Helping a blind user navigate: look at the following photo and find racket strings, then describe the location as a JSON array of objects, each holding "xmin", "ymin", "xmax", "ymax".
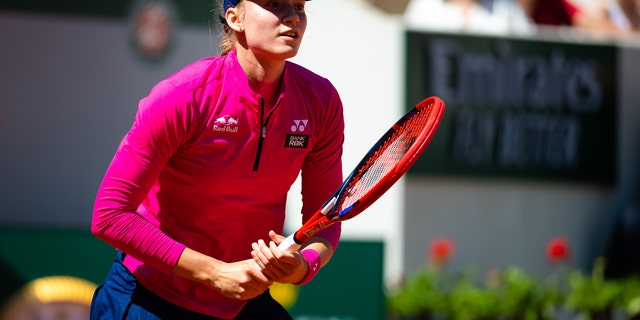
[{"xmin": 337, "ymin": 105, "xmax": 435, "ymax": 212}]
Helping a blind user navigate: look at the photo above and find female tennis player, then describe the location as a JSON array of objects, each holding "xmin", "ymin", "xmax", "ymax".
[{"xmin": 90, "ymin": 0, "xmax": 344, "ymax": 318}]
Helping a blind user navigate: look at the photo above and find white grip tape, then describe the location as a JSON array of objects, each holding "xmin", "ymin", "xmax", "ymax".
[
  {"xmin": 277, "ymin": 234, "xmax": 301, "ymax": 253},
  {"xmin": 256, "ymin": 234, "xmax": 301, "ymax": 270}
]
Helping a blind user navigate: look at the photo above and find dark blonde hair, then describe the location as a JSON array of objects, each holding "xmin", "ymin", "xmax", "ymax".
[{"xmin": 217, "ymin": 0, "xmax": 244, "ymax": 55}]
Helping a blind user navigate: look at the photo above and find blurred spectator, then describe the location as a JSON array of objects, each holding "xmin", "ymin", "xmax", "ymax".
[
  {"xmin": 518, "ymin": 0, "xmax": 624, "ymax": 33},
  {"xmin": 404, "ymin": 0, "xmax": 634, "ymax": 37},
  {"xmin": 404, "ymin": 0, "xmax": 535, "ymax": 34},
  {"xmin": 518, "ymin": 0, "xmax": 577, "ymax": 26},
  {"xmin": 600, "ymin": 0, "xmax": 640, "ymax": 32},
  {"xmin": 490, "ymin": 0, "xmax": 538, "ymax": 33}
]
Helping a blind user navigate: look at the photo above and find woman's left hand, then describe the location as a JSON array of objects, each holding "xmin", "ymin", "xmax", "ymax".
[{"xmin": 251, "ymin": 230, "xmax": 308, "ymax": 284}]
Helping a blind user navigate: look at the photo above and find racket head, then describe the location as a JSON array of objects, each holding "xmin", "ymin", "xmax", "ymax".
[
  {"xmin": 291, "ymin": 96, "xmax": 445, "ymax": 245},
  {"xmin": 328, "ymin": 96, "xmax": 445, "ymax": 221}
]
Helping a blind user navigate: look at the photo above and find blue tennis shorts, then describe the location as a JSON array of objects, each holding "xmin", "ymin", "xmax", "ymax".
[{"xmin": 90, "ymin": 251, "xmax": 293, "ymax": 320}]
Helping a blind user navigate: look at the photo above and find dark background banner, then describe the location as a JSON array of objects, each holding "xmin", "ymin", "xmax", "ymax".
[{"xmin": 406, "ymin": 31, "xmax": 618, "ymax": 185}]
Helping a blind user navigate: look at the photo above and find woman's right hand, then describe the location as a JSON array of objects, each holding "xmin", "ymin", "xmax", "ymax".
[
  {"xmin": 173, "ymin": 247, "xmax": 272, "ymax": 300},
  {"xmin": 212, "ymin": 258, "xmax": 273, "ymax": 300}
]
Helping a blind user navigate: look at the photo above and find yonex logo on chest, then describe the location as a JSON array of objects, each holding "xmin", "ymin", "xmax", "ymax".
[{"xmin": 291, "ymin": 120, "xmax": 308, "ymax": 132}]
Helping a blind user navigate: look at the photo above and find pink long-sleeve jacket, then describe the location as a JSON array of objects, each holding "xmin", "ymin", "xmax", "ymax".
[{"xmin": 92, "ymin": 50, "xmax": 344, "ymax": 318}]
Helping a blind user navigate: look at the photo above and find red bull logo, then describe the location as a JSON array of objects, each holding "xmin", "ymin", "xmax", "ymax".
[{"xmin": 213, "ymin": 115, "xmax": 239, "ymax": 133}]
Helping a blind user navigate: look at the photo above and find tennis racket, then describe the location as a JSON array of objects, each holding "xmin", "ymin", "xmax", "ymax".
[{"xmin": 278, "ymin": 96, "xmax": 446, "ymax": 252}]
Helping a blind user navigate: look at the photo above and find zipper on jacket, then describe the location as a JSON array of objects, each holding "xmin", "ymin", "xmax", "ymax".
[
  {"xmin": 252, "ymin": 97, "xmax": 282, "ymax": 171},
  {"xmin": 253, "ymin": 98, "xmax": 267, "ymax": 171}
]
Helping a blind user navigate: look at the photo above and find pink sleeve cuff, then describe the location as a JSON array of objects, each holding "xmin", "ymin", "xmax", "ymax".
[{"xmin": 293, "ymin": 249, "xmax": 321, "ymax": 286}]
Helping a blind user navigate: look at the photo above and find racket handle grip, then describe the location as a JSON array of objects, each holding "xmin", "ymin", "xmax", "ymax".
[{"xmin": 278, "ymin": 234, "xmax": 301, "ymax": 253}]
